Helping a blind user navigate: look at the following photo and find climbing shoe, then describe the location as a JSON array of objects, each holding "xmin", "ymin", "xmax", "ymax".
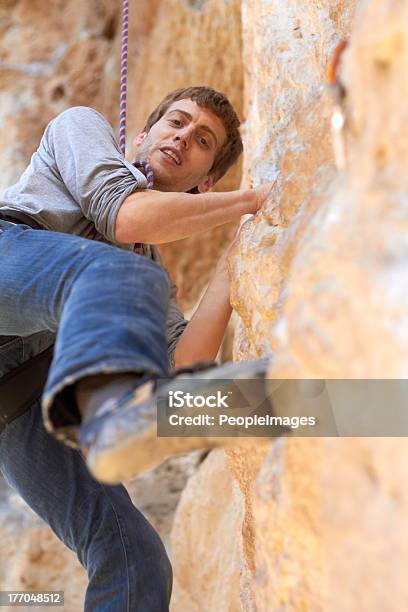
[{"xmin": 79, "ymin": 358, "xmax": 274, "ymax": 484}]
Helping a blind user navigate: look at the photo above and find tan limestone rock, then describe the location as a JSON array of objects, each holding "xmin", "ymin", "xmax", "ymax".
[
  {"xmin": 0, "ymin": 480, "xmax": 87, "ymax": 609},
  {"xmin": 280, "ymin": 0, "xmax": 408, "ymax": 376},
  {"xmin": 170, "ymin": 1, "xmax": 408, "ymax": 611},
  {"xmin": 172, "ymin": 437, "xmax": 408, "ymax": 611},
  {"xmin": 253, "ymin": 437, "xmax": 408, "ymax": 611},
  {"xmin": 170, "ymin": 446, "xmax": 270, "ymax": 612},
  {"xmin": 126, "ymin": 451, "xmax": 208, "ymax": 549},
  {"xmin": 231, "ymin": 0, "xmax": 357, "ymax": 366},
  {"xmin": 0, "ymin": 0, "xmax": 118, "ymax": 192}
]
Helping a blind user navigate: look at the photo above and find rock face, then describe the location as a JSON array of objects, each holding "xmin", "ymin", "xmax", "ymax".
[
  {"xmin": 278, "ymin": 0, "xmax": 408, "ymax": 377},
  {"xmin": 170, "ymin": 447, "xmax": 271, "ymax": 611},
  {"xmin": 231, "ymin": 0, "xmax": 357, "ymax": 366},
  {"xmin": 0, "ymin": 476, "xmax": 88, "ymax": 609},
  {"xmin": 231, "ymin": 0, "xmax": 407, "ymax": 377},
  {"xmin": 170, "ymin": 0, "xmax": 408, "ymax": 610},
  {"xmin": 0, "ymin": 0, "xmax": 118, "ymax": 191},
  {"xmin": 1, "ymin": 0, "xmax": 408, "ymax": 610},
  {"xmin": 172, "ymin": 439, "xmax": 408, "ymax": 611},
  {"xmin": 251, "ymin": 437, "xmax": 408, "ymax": 611}
]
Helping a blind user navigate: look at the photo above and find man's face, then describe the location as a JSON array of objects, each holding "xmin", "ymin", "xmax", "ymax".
[{"xmin": 133, "ymin": 98, "xmax": 227, "ymax": 193}]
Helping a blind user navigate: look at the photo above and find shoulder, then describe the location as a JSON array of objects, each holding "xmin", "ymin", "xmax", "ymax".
[
  {"xmin": 43, "ymin": 106, "xmax": 117, "ymax": 149},
  {"xmin": 48, "ymin": 106, "xmax": 115, "ymax": 135},
  {"xmin": 58, "ymin": 106, "xmax": 109, "ymax": 122}
]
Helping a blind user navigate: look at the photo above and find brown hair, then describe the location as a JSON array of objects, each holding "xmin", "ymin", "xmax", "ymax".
[{"xmin": 143, "ymin": 86, "xmax": 243, "ymax": 184}]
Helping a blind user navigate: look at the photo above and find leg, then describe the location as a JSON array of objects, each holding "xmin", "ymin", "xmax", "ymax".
[
  {"xmin": 0, "ymin": 222, "xmax": 170, "ymax": 433},
  {"xmin": 0, "ymin": 400, "xmax": 172, "ymax": 611}
]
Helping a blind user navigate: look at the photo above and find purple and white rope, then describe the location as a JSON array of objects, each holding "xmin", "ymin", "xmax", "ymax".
[
  {"xmin": 117, "ymin": 1, "xmax": 153, "ymax": 255},
  {"xmin": 119, "ymin": 1, "xmax": 154, "ymax": 191},
  {"xmin": 119, "ymin": 0, "xmax": 129, "ymax": 156},
  {"xmin": 88, "ymin": 3, "xmax": 154, "ymax": 251},
  {"xmin": 133, "ymin": 160, "xmax": 154, "ymax": 189}
]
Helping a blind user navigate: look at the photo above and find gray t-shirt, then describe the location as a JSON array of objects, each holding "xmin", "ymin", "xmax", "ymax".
[{"xmin": 0, "ymin": 106, "xmax": 187, "ymax": 367}]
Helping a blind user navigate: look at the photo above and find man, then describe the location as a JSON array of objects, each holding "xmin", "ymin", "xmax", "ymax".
[{"xmin": 0, "ymin": 86, "xmax": 272, "ymax": 610}]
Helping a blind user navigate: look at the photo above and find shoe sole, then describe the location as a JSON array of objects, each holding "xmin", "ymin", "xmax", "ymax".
[{"xmin": 85, "ymin": 358, "xmax": 274, "ymax": 483}]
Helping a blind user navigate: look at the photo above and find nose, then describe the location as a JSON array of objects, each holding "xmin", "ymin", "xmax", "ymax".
[{"xmin": 174, "ymin": 125, "xmax": 193, "ymax": 149}]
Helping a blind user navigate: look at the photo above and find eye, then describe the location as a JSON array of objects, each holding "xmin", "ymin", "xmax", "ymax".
[
  {"xmin": 199, "ymin": 135, "xmax": 209, "ymax": 148},
  {"xmin": 170, "ymin": 119, "xmax": 182, "ymax": 126}
]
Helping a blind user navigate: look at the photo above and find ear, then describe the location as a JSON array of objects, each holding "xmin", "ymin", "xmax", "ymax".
[
  {"xmin": 196, "ymin": 174, "xmax": 216, "ymax": 193},
  {"xmin": 133, "ymin": 131, "xmax": 148, "ymax": 147}
]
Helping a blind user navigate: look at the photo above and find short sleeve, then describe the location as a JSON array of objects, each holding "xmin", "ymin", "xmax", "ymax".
[{"xmin": 39, "ymin": 106, "xmax": 147, "ymax": 243}]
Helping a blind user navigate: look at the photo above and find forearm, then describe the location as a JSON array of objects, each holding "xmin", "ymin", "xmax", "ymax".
[
  {"xmin": 115, "ymin": 189, "xmax": 255, "ymax": 244},
  {"xmin": 173, "ymin": 267, "xmax": 232, "ymax": 367}
]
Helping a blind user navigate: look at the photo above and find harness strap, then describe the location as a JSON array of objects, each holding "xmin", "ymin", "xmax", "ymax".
[{"xmin": 0, "ymin": 346, "xmax": 53, "ymax": 432}]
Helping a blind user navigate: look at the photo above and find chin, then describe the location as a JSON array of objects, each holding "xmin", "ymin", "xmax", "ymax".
[{"xmin": 150, "ymin": 166, "xmax": 171, "ymax": 185}]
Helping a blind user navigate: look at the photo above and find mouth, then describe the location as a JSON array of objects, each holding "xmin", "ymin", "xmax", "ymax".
[{"xmin": 159, "ymin": 147, "xmax": 182, "ymax": 166}]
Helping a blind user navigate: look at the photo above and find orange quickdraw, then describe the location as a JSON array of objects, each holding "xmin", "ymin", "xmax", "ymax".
[
  {"xmin": 327, "ymin": 40, "xmax": 349, "ymax": 170},
  {"xmin": 327, "ymin": 39, "xmax": 348, "ymax": 89}
]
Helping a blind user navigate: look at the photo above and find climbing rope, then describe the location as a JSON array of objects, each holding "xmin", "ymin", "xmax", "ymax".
[
  {"xmin": 119, "ymin": 0, "xmax": 154, "ymax": 190},
  {"xmin": 119, "ymin": 0, "xmax": 129, "ymax": 156}
]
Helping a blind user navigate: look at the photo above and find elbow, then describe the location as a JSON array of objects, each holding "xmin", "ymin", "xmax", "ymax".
[
  {"xmin": 114, "ymin": 222, "xmax": 125, "ymax": 244},
  {"xmin": 115, "ymin": 211, "xmax": 146, "ymax": 244},
  {"xmin": 114, "ymin": 219, "xmax": 132, "ymax": 244},
  {"xmin": 115, "ymin": 225, "xmax": 134, "ymax": 244},
  {"xmin": 115, "ymin": 194, "xmax": 148, "ymax": 243}
]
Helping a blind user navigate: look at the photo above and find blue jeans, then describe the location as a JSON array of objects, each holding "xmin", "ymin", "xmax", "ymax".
[
  {"xmin": 0, "ymin": 400, "xmax": 172, "ymax": 611},
  {"xmin": 0, "ymin": 220, "xmax": 170, "ymax": 435},
  {"xmin": 0, "ymin": 220, "xmax": 173, "ymax": 610}
]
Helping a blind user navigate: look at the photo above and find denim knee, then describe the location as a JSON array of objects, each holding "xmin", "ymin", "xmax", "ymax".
[
  {"xmin": 79, "ymin": 490, "xmax": 173, "ymax": 611},
  {"xmin": 83, "ymin": 245, "xmax": 170, "ymax": 291}
]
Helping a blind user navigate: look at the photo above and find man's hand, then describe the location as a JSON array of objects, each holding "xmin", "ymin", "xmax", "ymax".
[{"xmin": 249, "ymin": 181, "xmax": 276, "ymax": 214}]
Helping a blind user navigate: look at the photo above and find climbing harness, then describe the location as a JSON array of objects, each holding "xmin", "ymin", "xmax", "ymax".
[
  {"xmin": 0, "ymin": 341, "xmax": 53, "ymax": 434},
  {"xmin": 327, "ymin": 40, "xmax": 348, "ymax": 171}
]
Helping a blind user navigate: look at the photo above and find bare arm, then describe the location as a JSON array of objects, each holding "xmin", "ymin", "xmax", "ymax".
[
  {"xmin": 172, "ymin": 217, "xmax": 257, "ymax": 367},
  {"xmin": 171, "ymin": 218, "xmax": 251, "ymax": 367},
  {"xmin": 173, "ymin": 261, "xmax": 232, "ymax": 367},
  {"xmin": 115, "ymin": 183, "xmax": 273, "ymax": 244}
]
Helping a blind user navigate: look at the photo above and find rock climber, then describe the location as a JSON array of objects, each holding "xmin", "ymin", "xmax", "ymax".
[{"xmin": 0, "ymin": 86, "xmax": 273, "ymax": 610}]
